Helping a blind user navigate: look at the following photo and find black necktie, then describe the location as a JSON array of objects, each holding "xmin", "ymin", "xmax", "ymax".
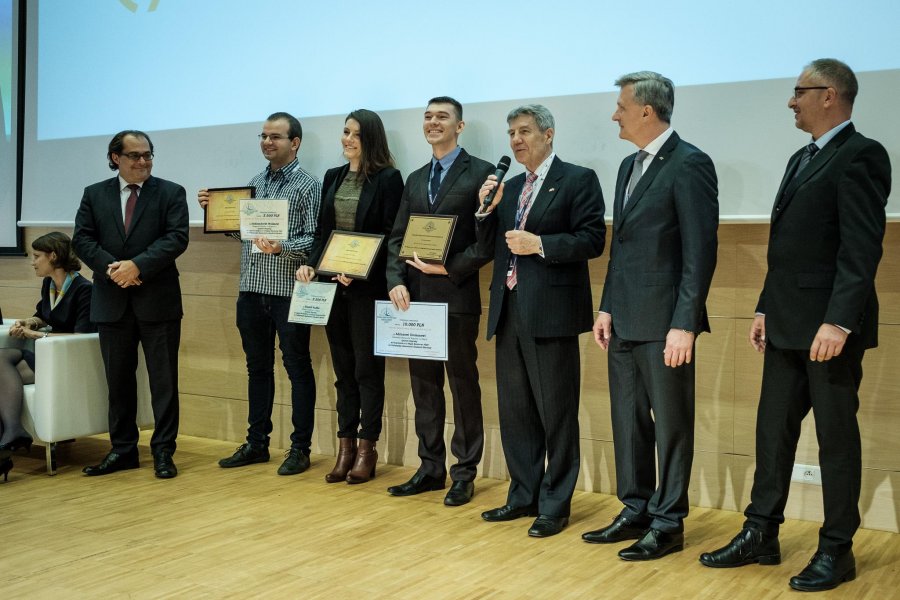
[{"xmin": 430, "ymin": 162, "xmax": 443, "ymax": 204}]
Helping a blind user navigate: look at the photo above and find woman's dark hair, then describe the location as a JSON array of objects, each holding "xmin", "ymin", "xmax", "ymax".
[
  {"xmin": 347, "ymin": 109, "xmax": 394, "ymax": 181},
  {"xmin": 32, "ymin": 231, "xmax": 81, "ymax": 271}
]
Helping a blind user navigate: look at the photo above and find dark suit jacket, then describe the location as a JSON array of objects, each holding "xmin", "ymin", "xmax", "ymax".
[
  {"xmin": 599, "ymin": 132, "xmax": 718, "ymax": 341},
  {"xmin": 34, "ymin": 274, "xmax": 97, "ymax": 333},
  {"xmin": 72, "ymin": 175, "xmax": 190, "ymax": 323},
  {"xmin": 757, "ymin": 124, "xmax": 890, "ymax": 350},
  {"xmin": 387, "ymin": 148, "xmax": 494, "ymax": 315},
  {"xmin": 309, "ymin": 164, "xmax": 404, "ymax": 298},
  {"xmin": 483, "ymin": 156, "xmax": 606, "ymax": 339}
]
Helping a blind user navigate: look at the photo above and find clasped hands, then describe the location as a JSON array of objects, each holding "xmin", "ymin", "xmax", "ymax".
[
  {"xmin": 8, "ymin": 318, "xmax": 45, "ymax": 340},
  {"xmin": 107, "ymin": 260, "xmax": 141, "ymax": 288}
]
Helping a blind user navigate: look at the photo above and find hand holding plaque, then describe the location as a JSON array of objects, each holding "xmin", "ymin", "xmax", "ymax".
[
  {"xmin": 316, "ymin": 231, "xmax": 384, "ymax": 280},
  {"xmin": 203, "ymin": 186, "xmax": 255, "ymax": 234},
  {"xmin": 398, "ymin": 213, "xmax": 457, "ymax": 264}
]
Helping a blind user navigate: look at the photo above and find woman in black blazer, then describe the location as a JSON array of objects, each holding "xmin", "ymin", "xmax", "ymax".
[
  {"xmin": 1, "ymin": 232, "xmax": 96, "ymax": 480},
  {"xmin": 297, "ymin": 109, "xmax": 403, "ymax": 484}
]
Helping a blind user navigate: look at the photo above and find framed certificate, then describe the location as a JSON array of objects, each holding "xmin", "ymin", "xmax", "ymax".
[
  {"xmin": 316, "ymin": 231, "xmax": 384, "ymax": 280},
  {"xmin": 398, "ymin": 213, "xmax": 457, "ymax": 264},
  {"xmin": 203, "ymin": 186, "xmax": 254, "ymax": 234},
  {"xmin": 373, "ymin": 300, "xmax": 448, "ymax": 361},
  {"xmin": 239, "ymin": 198, "xmax": 289, "ymax": 240}
]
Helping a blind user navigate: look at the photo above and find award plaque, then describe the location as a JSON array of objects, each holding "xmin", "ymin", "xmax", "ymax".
[
  {"xmin": 203, "ymin": 186, "xmax": 255, "ymax": 234},
  {"xmin": 398, "ymin": 213, "xmax": 458, "ymax": 264},
  {"xmin": 316, "ymin": 231, "xmax": 384, "ymax": 280}
]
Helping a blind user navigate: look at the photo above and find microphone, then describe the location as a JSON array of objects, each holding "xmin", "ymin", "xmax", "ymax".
[{"xmin": 482, "ymin": 155, "xmax": 511, "ymax": 210}]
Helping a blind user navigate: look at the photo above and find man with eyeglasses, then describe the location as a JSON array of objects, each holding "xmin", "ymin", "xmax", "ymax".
[
  {"xmin": 198, "ymin": 112, "xmax": 321, "ymax": 476},
  {"xmin": 699, "ymin": 59, "xmax": 891, "ymax": 593},
  {"xmin": 73, "ymin": 129, "xmax": 189, "ymax": 479}
]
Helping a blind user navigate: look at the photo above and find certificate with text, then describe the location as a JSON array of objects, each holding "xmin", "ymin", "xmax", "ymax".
[
  {"xmin": 373, "ymin": 301, "xmax": 448, "ymax": 361},
  {"xmin": 240, "ymin": 198, "xmax": 289, "ymax": 240},
  {"xmin": 288, "ymin": 281, "xmax": 337, "ymax": 326},
  {"xmin": 204, "ymin": 186, "xmax": 254, "ymax": 233}
]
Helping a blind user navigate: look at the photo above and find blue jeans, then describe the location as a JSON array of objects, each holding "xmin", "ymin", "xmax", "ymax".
[{"xmin": 236, "ymin": 292, "xmax": 316, "ymax": 452}]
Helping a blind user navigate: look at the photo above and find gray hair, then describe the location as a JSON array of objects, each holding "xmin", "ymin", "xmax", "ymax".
[
  {"xmin": 507, "ymin": 104, "xmax": 555, "ymax": 132},
  {"xmin": 805, "ymin": 58, "xmax": 858, "ymax": 106},
  {"xmin": 614, "ymin": 71, "xmax": 675, "ymax": 123}
]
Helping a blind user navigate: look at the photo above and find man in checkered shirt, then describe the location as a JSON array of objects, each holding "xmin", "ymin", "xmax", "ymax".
[{"xmin": 198, "ymin": 112, "xmax": 321, "ymax": 476}]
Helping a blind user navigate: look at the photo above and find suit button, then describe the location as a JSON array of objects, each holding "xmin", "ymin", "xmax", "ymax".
[{"xmin": 618, "ymin": 236, "xmax": 624, "ymax": 242}]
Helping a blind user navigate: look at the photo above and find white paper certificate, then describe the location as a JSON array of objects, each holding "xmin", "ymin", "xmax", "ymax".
[
  {"xmin": 240, "ymin": 198, "xmax": 289, "ymax": 240},
  {"xmin": 288, "ymin": 281, "xmax": 337, "ymax": 325},
  {"xmin": 373, "ymin": 301, "xmax": 448, "ymax": 361}
]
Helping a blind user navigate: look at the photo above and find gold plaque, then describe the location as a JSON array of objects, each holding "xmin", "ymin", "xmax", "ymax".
[
  {"xmin": 204, "ymin": 186, "xmax": 255, "ymax": 234},
  {"xmin": 316, "ymin": 231, "xmax": 385, "ymax": 280},
  {"xmin": 398, "ymin": 213, "xmax": 458, "ymax": 264}
]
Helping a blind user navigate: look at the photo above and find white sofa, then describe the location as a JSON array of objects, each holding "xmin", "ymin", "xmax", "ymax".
[{"xmin": 0, "ymin": 322, "xmax": 153, "ymax": 474}]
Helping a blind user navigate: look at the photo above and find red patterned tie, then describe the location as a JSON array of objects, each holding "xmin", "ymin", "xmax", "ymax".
[
  {"xmin": 124, "ymin": 184, "xmax": 139, "ymax": 233},
  {"xmin": 505, "ymin": 172, "xmax": 539, "ymax": 290}
]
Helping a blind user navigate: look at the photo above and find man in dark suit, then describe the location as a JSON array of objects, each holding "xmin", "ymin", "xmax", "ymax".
[
  {"xmin": 700, "ymin": 59, "xmax": 890, "ymax": 593},
  {"xmin": 584, "ymin": 72, "xmax": 719, "ymax": 559},
  {"xmin": 478, "ymin": 104, "xmax": 606, "ymax": 537},
  {"xmin": 73, "ymin": 130, "xmax": 189, "ymax": 479},
  {"xmin": 385, "ymin": 96, "xmax": 493, "ymax": 506}
]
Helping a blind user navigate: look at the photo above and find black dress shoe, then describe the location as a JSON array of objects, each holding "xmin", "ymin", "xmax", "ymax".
[
  {"xmin": 444, "ymin": 480, "xmax": 475, "ymax": 506},
  {"xmin": 481, "ymin": 504, "xmax": 539, "ymax": 522},
  {"xmin": 218, "ymin": 443, "xmax": 269, "ymax": 468},
  {"xmin": 153, "ymin": 451, "xmax": 178, "ymax": 479},
  {"xmin": 387, "ymin": 472, "xmax": 445, "ymax": 496},
  {"xmin": 699, "ymin": 527, "xmax": 780, "ymax": 568},
  {"xmin": 528, "ymin": 515, "xmax": 569, "ymax": 538},
  {"xmin": 618, "ymin": 528, "xmax": 684, "ymax": 561},
  {"xmin": 582, "ymin": 515, "xmax": 649, "ymax": 544},
  {"xmin": 83, "ymin": 450, "xmax": 140, "ymax": 476},
  {"xmin": 277, "ymin": 448, "xmax": 310, "ymax": 476},
  {"xmin": 789, "ymin": 550, "xmax": 856, "ymax": 592}
]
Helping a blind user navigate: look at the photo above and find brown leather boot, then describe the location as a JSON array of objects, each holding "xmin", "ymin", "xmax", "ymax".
[
  {"xmin": 325, "ymin": 437, "xmax": 357, "ymax": 483},
  {"xmin": 346, "ymin": 439, "xmax": 377, "ymax": 484}
]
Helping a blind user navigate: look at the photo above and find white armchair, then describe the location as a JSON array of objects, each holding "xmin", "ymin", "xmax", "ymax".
[{"xmin": 0, "ymin": 323, "xmax": 153, "ymax": 474}]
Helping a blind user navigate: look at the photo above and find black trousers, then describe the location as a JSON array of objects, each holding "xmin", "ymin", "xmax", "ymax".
[
  {"xmin": 409, "ymin": 313, "xmax": 483, "ymax": 482},
  {"xmin": 325, "ymin": 290, "xmax": 385, "ymax": 441},
  {"xmin": 496, "ymin": 292, "xmax": 581, "ymax": 517},
  {"xmin": 98, "ymin": 310, "xmax": 181, "ymax": 455},
  {"xmin": 744, "ymin": 341, "xmax": 864, "ymax": 555},
  {"xmin": 608, "ymin": 332, "xmax": 695, "ymax": 533}
]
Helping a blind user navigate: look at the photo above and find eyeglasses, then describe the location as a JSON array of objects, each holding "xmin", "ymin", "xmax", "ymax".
[
  {"xmin": 792, "ymin": 86, "xmax": 829, "ymax": 99},
  {"xmin": 258, "ymin": 134, "xmax": 291, "ymax": 142},
  {"xmin": 119, "ymin": 152, "xmax": 154, "ymax": 161}
]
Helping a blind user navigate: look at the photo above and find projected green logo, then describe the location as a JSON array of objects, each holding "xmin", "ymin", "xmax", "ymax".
[{"xmin": 119, "ymin": 0, "xmax": 160, "ymax": 12}]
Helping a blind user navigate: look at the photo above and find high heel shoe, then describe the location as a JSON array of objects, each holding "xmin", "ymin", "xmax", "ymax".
[
  {"xmin": 0, "ymin": 458, "xmax": 12, "ymax": 482},
  {"xmin": 346, "ymin": 439, "xmax": 377, "ymax": 484},
  {"xmin": 325, "ymin": 437, "xmax": 357, "ymax": 483},
  {"xmin": 0, "ymin": 435, "xmax": 34, "ymax": 455}
]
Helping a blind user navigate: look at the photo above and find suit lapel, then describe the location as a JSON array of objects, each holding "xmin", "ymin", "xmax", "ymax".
[
  {"xmin": 620, "ymin": 132, "xmax": 681, "ymax": 224},
  {"xmin": 501, "ymin": 175, "xmax": 525, "ymax": 231},
  {"xmin": 431, "ymin": 150, "xmax": 468, "ymax": 213},
  {"xmin": 612, "ymin": 157, "xmax": 631, "ymax": 225},
  {"xmin": 521, "ymin": 156, "xmax": 563, "ymax": 231},
  {"xmin": 108, "ymin": 178, "xmax": 128, "ymax": 241},
  {"xmin": 126, "ymin": 176, "xmax": 157, "ymax": 238},
  {"xmin": 774, "ymin": 124, "xmax": 857, "ymax": 222}
]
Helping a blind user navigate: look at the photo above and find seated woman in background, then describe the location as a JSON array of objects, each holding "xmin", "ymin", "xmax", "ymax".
[
  {"xmin": 296, "ymin": 109, "xmax": 403, "ymax": 484},
  {"xmin": 1, "ymin": 232, "xmax": 96, "ymax": 480}
]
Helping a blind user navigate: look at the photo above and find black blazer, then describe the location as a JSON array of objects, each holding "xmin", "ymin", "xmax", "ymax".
[
  {"xmin": 599, "ymin": 132, "xmax": 719, "ymax": 341},
  {"xmin": 72, "ymin": 175, "xmax": 190, "ymax": 323},
  {"xmin": 34, "ymin": 274, "xmax": 97, "ymax": 333},
  {"xmin": 309, "ymin": 164, "xmax": 404, "ymax": 298},
  {"xmin": 482, "ymin": 156, "xmax": 606, "ymax": 339},
  {"xmin": 386, "ymin": 148, "xmax": 494, "ymax": 315},
  {"xmin": 758, "ymin": 124, "xmax": 890, "ymax": 350}
]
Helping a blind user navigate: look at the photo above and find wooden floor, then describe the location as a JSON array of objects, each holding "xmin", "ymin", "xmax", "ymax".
[{"xmin": 0, "ymin": 436, "xmax": 897, "ymax": 600}]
